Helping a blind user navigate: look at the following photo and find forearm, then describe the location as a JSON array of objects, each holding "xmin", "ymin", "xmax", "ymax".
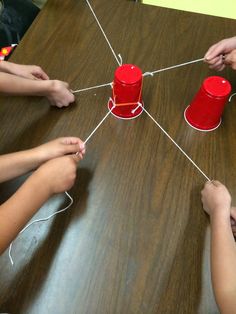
[
  {"xmin": 0, "ymin": 72, "xmax": 52, "ymax": 96},
  {"xmin": 210, "ymin": 212, "xmax": 236, "ymax": 313},
  {"xmin": 0, "ymin": 148, "xmax": 47, "ymax": 182},
  {"xmin": 0, "ymin": 172, "xmax": 51, "ymax": 254},
  {"xmin": 0, "ymin": 60, "xmax": 17, "ymax": 74}
]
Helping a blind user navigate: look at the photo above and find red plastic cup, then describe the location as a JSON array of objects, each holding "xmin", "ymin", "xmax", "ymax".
[
  {"xmin": 184, "ymin": 76, "xmax": 231, "ymax": 131},
  {"xmin": 108, "ymin": 64, "xmax": 144, "ymax": 119}
]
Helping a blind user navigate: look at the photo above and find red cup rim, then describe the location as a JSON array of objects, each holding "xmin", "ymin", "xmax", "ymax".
[
  {"xmin": 184, "ymin": 106, "xmax": 221, "ymax": 131},
  {"xmin": 115, "ymin": 64, "xmax": 142, "ymax": 85}
]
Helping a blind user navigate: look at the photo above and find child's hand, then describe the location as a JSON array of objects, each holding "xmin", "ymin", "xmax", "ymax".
[
  {"xmin": 201, "ymin": 181, "xmax": 231, "ymax": 217},
  {"xmin": 35, "ymin": 155, "xmax": 80, "ymax": 194},
  {"xmin": 8, "ymin": 63, "xmax": 49, "ymax": 80},
  {"xmin": 230, "ymin": 207, "xmax": 236, "ymax": 237},
  {"xmin": 45, "ymin": 80, "xmax": 75, "ymax": 108},
  {"xmin": 34, "ymin": 137, "xmax": 86, "ymax": 164},
  {"xmin": 204, "ymin": 36, "xmax": 236, "ymax": 71},
  {"xmin": 223, "ymin": 49, "xmax": 236, "ymax": 70}
]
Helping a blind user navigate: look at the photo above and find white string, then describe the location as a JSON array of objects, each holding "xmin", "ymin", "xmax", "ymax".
[
  {"xmin": 85, "ymin": 0, "xmax": 121, "ymax": 66},
  {"xmin": 118, "ymin": 54, "xmax": 123, "ymax": 66},
  {"xmin": 229, "ymin": 92, "xmax": 236, "ymax": 102},
  {"xmin": 72, "ymin": 82, "xmax": 112, "ymax": 94},
  {"xmin": 140, "ymin": 104, "xmax": 211, "ymax": 181},
  {"xmin": 8, "ymin": 191, "xmax": 73, "ymax": 265},
  {"xmin": 84, "ymin": 101, "xmax": 115, "ymax": 144},
  {"xmin": 9, "ymin": 103, "xmax": 116, "ymax": 265},
  {"xmin": 131, "ymin": 103, "xmax": 142, "ymax": 114},
  {"xmin": 7, "ymin": 55, "xmax": 206, "ymax": 264},
  {"xmin": 143, "ymin": 58, "xmax": 204, "ymax": 77},
  {"xmin": 72, "ymin": 58, "xmax": 203, "ymax": 95}
]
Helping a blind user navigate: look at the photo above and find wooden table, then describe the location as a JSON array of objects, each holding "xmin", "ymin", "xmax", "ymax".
[{"xmin": 1, "ymin": 0, "xmax": 236, "ymax": 313}]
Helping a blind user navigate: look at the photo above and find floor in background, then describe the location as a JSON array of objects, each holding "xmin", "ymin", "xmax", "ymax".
[{"xmin": 142, "ymin": 0, "xmax": 236, "ymax": 19}]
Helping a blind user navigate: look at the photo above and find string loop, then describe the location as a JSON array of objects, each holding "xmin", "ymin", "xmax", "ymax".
[
  {"xmin": 229, "ymin": 92, "xmax": 236, "ymax": 102},
  {"xmin": 9, "ymin": 191, "xmax": 73, "ymax": 265}
]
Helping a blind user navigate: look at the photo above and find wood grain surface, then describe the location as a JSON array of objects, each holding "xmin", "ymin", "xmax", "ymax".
[{"xmin": 1, "ymin": 0, "xmax": 236, "ymax": 313}]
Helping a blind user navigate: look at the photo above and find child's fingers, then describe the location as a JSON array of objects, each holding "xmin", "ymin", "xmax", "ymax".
[
  {"xmin": 224, "ymin": 51, "xmax": 236, "ymax": 66},
  {"xmin": 60, "ymin": 137, "xmax": 85, "ymax": 152},
  {"xmin": 205, "ymin": 43, "xmax": 226, "ymax": 61},
  {"xmin": 211, "ymin": 180, "xmax": 222, "ymax": 187},
  {"xmin": 61, "ymin": 137, "xmax": 81, "ymax": 145},
  {"xmin": 39, "ymin": 72, "xmax": 49, "ymax": 80},
  {"xmin": 203, "ymin": 181, "xmax": 211, "ymax": 188},
  {"xmin": 206, "ymin": 56, "xmax": 221, "ymax": 65},
  {"xmin": 61, "ymin": 136, "xmax": 84, "ymax": 145},
  {"xmin": 215, "ymin": 64, "xmax": 226, "ymax": 72},
  {"xmin": 72, "ymin": 154, "xmax": 81, "ymax": 163},
  {"xmin": 209, "ymin": 57, "xmax": 224, "ymax": 68}
]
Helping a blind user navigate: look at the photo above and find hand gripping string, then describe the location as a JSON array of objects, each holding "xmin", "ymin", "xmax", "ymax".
[{"xmin": 9, "ymin": 103, "xmax": 116, "ymax": 266}]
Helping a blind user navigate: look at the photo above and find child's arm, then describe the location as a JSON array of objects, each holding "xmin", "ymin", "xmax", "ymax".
[
  {"xmin": 0, "ymin": 72, "xmax": 75, "ymax": 107},
  {"xmin": 0, "ymin": 137, "xmax": 85, "ymax": 182},
  {"xmin": 0, "ymin": 154, "xmax": 80, "ymax": 254},
  {"xmin": 201, "ymin": 181, "xmax": 236, "ymax": 314},
  {"xmin": 0, "ymin": 60, "xmax": 49, "ymax": 80}
]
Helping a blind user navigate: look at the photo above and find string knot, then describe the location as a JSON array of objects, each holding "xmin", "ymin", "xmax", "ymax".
[{"xmin": 143, "ymin": 72, "xmax": 154, "ymax": 77}]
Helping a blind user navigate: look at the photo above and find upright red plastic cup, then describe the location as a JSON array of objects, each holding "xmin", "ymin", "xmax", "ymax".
[
  {"xmin": 108, "ymin": 64, "xmax": 144, "ymax": 119},
  {"xmin": 184, "ymin": 76, "xmax": 231, "ymax": 131}
]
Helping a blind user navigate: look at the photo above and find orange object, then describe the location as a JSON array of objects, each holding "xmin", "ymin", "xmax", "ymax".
[{"xmin": 0, "ymin": 44, "xmax": 17, "ymax": 60}]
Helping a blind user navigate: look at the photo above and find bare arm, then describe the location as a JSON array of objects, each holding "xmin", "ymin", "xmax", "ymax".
[
  {"xmin": 0, "ymin": 138, "xmax": 85, "ymax": 253},
  {"xmin": 0, "ymin": 60, "xmax": 49, "ymax": 79},
  {"xmin": 0, "ymin": 154, "xmax": 80, "ymax": 254},
  {"xmin": 0, "ymin": 137, "xmax": 85, "ymax": 182},
  {"xmin": 0, "ymin": 72, "xmax": 75, "ymax": 107},
  {"xmin": 0, "ymin": 149, "xmax": 46, "ymax": 182},
  {"xmin": 201, "ymin": 181, "xmax": 236, "ymax": 314},
  {"xmin": 0, "ymin": 170, "xmax": 51, "ymax": 253},
  {"xmin": 0, "ymin": 71, "xmax": 54, "ymax": 95},
  {"xmin": 210, "ymin": 212, "xmax": 236, "ymax": 314}
]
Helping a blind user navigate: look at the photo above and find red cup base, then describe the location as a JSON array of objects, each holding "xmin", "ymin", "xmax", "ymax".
[
  {"xmin": 108, "ymin": 99, "xmax": 144, "ymax": 120},
  {"xmin": 184, "ymin": 106, "xmax": 221, "ymax": 132}
]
